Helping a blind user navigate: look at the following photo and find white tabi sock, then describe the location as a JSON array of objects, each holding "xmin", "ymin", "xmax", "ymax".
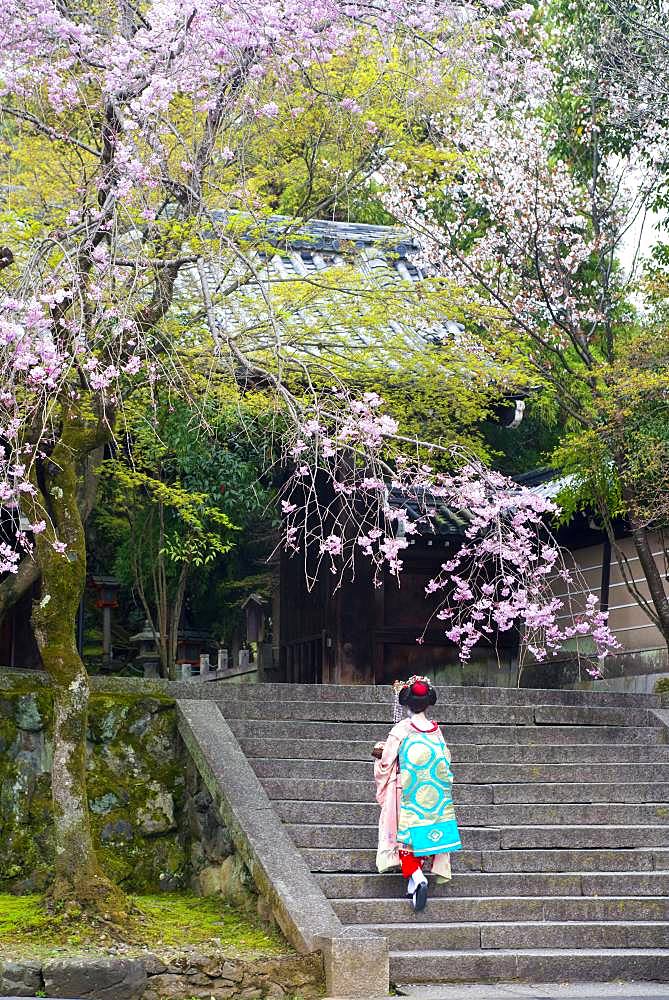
[{"xmin": 407, "ymin": 870, "xmax": 427, "ymax": 895}]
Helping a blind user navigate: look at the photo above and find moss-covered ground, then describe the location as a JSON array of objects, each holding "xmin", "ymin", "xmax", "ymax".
[{"xmin": 0, "ymin": 892, "xmax": 287, "ymax": 960}]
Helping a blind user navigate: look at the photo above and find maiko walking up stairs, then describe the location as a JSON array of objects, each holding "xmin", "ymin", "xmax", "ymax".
[
  {"xmin": 217, "ymin": 682, "xmax": 669, "ymax": 986},
  {"xmin": 373, "ymin": 677, "xmax": 461, "ymax": 912}
]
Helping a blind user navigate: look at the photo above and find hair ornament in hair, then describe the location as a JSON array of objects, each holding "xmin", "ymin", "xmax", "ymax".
[{"xmin": 392, "ymin": 675, "xmax": 433, "ymax": 722}]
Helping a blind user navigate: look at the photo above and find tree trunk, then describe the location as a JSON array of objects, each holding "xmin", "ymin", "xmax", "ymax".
[
  {"xmin": 168, "ymin": 563, "xmax": 190, "ymax": 681},
  {"xmin": 29, "ymin": 421, "xmax": 127, "ymax": 915},
  {"xmin": 155, "ymin": 504, "xmax": 174, "ymax": 678},
  {"xmin": 628, "ymin": 515, "xmax": 669, "ymax": 648},
  {"xmin": 0, "ymin": 446, "xmax": 106, "ymax": 634}
]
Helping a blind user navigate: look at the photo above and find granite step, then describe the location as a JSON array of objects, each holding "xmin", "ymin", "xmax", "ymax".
[
  {"xmin": 367, "ymin": 921, "xmax": 669, "ymax": 951},
  {"xmin": 239, "ymin": 738, "xmax": 669, "ymax": 764},
  {"xmin": 215, "ymin": 684, "xmax": 669, "ymax": 986},
  {"xmin": 491, "ymin": 782, "xmax": 669, "ymax": 804},
  {"xmin": 388, "ymin": 949, "xmax": 669, "ymax": 984},
  {"xmin": 317, "ymin": 871, "xmax": 669, "ymax": 899},
  {"xmin": 186, "ymin": 683, "xmax": 669, "ymax": 988},
  {"xmin": 301, "ymin": 847, "xmax": 669, "ymax": 873},
  {"xmin": 261, "ymin": 777, "xmax": 491, "ymax": 804},
  {"xmin": 250, "ymin": 757, "xmax": 669, "ymax": 784},
  {"xmin": 332, "ymin": 894, "xmax": 669, "ymax": 924},
  {"xmin": 286, "ymin": 824, "xmax": 504, "ymax": 851},
  {"xmin": 228, "ymin": 718, "xmax": 664, "ymax": 744},
  {"xmin": 224, "ymin": 701, "xmax": 535, "ymax": 725},
  {"xmin": 219, "ymin": 699, "xmax": 654, "ymax": 728},
  {"xmin": 287, "ymin": 823, "xmax": 669, "ymax": 851},
  {"xmin": 261, "ymin": 777, "xmax": 669, "ymax": 805},
  {"xmin": 499, "ymin": 825, "xmax": 669, "ymax": 849},
  {"xmin": 215, "ymin": 682, "xmax": 660, "ymax": 708},
  {"xmin": 275, "ymin": 800, "xmax": 669, "ymax": 827}
]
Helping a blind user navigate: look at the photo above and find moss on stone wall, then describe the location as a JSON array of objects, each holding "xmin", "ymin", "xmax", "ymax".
[{"xmin": 0, "ymin": 676, "xmax": 189, "ymax": 893}]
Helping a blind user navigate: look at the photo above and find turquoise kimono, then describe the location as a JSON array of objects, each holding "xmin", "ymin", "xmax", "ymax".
[{"xmin": 396, "ymin": 723, "xmax": 462, "ymax": 856}]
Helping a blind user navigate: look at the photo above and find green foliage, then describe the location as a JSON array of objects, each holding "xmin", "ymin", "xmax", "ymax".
[
  {"xmin": 654, "ymin": 677, "xmax": 669, "ymax": 695},
  {"xmin": 97, "ymin": 386, "xmax": 272, "ymax": 571},
  {"xmin": 483, "ymin": 392, "xmax": 566, "ymax": 475},
  {"xmin": 550, "ymin": 323, "xmax": 669, "ymax": 529},
  {"xmin": 105, "ymin": 465, "xmax": 237, "ymax": 570},
  {"xmin": 240, "ymin": 34, "xmax": 464, "ymax": 222},
  {"xmin": 91, "ymin": 385, "xmax": 276, "ymax": 659}
]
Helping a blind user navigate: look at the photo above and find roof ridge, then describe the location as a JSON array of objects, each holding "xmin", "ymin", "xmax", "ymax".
[{"xmin": 209, "ymin": 210, "xmax": 417, "ymax": 252}]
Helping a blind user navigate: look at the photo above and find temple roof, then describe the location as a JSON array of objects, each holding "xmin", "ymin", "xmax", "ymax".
[{"xmin": 184, "ymin": 214, "xmax": 466, "ymax": 349}]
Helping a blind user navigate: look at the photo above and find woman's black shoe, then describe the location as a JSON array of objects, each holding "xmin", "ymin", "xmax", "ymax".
[{"xmin": 413, "ymin": 881, "xmax": 428, "ymax": 912}]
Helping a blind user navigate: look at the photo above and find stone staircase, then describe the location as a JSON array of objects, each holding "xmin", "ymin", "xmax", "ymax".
[{"xmin": 217, "ymin": 683, "xmax": 669, "ymax": 986}]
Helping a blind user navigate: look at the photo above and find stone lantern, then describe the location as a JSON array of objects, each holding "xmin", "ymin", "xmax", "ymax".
[{"xmin": 129, "ymin": 619, "xmax": 161, "ymax": 678}]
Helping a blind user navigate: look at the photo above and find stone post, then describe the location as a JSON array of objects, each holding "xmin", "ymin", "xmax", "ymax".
[{"xmin": 318, "ymin": 928, "xmax": 389, "ymax": 998}]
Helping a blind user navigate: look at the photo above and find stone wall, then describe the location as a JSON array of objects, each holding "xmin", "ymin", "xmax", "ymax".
[
  {"xmin": 0, "ymin": 674, "xmax": 222, "ymax": 893},
  {"xmin": 184, "ymin": 755, "xmax": 265, "ymax": 916},
  {"xmin": 0, "ymin": 951, "xmax": 324, "ymax": 1000},
  {"xmin": 0, "ymin": 672, "xmax": 267, "ymax": 907}
]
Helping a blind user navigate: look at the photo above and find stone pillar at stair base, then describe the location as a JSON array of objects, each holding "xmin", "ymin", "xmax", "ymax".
[{"xmin": 317, "ymin": 927, "xmax": 390, "ymax": 998}]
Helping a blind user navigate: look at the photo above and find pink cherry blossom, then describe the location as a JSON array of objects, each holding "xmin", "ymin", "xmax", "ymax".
[{"xmin": 278, "ymin": 392, "xmax": 618, "ymax": 670}]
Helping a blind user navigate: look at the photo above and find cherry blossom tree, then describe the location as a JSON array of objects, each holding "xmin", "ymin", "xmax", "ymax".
[
  {"xmin": 278, "ymin": 390, "xmax": 618, "ymax": 673},
  {"xmin": 0, "ymin": 0, "xmax": 465, "ymax": 913},
  {"xmin": 381, "ymin": 0, "xmax": 669, "ymax": 656}
]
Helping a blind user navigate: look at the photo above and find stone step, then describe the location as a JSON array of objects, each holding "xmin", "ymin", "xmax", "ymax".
[
  {"xmin": 240, "ymin": 738, "xmax": 669, "ymax": 764},
  {"xmin": 455, "ymin": 743, "xmax": 669, "ymax": 763},
  {"xmin": 219, "ymin": 699, "xmax": 654, "ymax": 728},
  {"xmin": 286, "ymin": 824, "xmax": 504, "ymax": 851},
  {"xmin": 224, "ymin": 701, "xmax": 533, "ymax": 725},
  {"xmin": 182, "ymin": 683, "xmax": 669, "ymax": 990},
  {"xmin": 215, "ymin": 682, "xmax": 660, "ymax": 708},
  {"xmin": 317, "ymin": 871, "xmax": 669, "ymax": 899},
  {"xmin": 366, "ymin": 921, "xmax": 669, "ymax": 951},
  {"xmin": 275, "ymin": 799, "xmax": 669, "ymax": 827},
  {"xmin": 286, "ymin": 823, "xmax": 669, "ymax": 851},
  {"xmin": 262, "ymin": 777, "xmax": 669, "ymax": 805},
  {"xmin": 388, "ymin": 948, "xmax": 669, "ymax": 984},
  {"xmin": 228, "ymin": 719, "xmax": 664, "ymax": 745},
  {"xmin": 499, "ymin": 825, "xmax": 669, "ymax": 850},
  {"xmin": 301, "ymin": 847, "xmax": 669, "ymax": 873},
  {"xmin": 251, "ymin": 757, "xmax": 669, "ymax": 784},
  {"xmin": 490, "ymin": 782, "xmax": 669, "ymax": 804},
  {"xmin": 333, "ymin": 895, "xmax": 669, "ymax": 924},
  {"xmin": 261, "ymin": 777, "xmax": 491, "ymax": 804}
]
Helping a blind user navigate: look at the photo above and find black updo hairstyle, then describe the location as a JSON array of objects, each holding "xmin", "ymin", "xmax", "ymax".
[{"xmin": 399, "ymin": 680, "xmax": 438, "ymax": 714}]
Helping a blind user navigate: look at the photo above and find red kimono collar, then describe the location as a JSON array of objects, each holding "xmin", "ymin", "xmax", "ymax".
[{"xmin": 410, "ymin": 720, "xmax": 439, "ymax": 733}]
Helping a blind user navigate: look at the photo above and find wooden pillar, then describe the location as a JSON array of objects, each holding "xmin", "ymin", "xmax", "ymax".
[
  {"xmin": 332, "ymin": 559, "xmax": 375, "ymax": 684},
  {"xmin": 373, "ymin": 574, "xmax": 386, "ymax": 685}
]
